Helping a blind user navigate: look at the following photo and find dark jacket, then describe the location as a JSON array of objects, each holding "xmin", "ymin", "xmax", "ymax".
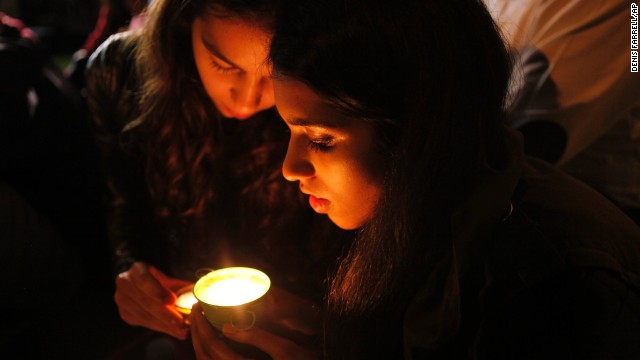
[
  {"xmin": 86, "ymin": 32, "xmax": 151, "ymax": 274},
  {"xmin": 404, "ymin": 130, "xmax": 640, "ymax": 359}
]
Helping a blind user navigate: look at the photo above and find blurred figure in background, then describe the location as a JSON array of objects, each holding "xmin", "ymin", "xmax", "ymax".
[
  {"xmin": 0, "ymin": 0, "xmax": 20, "ymax": 17},
  {"xmin": 3, "ymin": 0, "xmax": 100, "ymax": 56},
  {"xmin": 66, "ymin": 0, "xmax": 148, "ymax": 92},
  {"xmin": 485, "ymin": 0, "xmax": 640, "ymax": 224}
]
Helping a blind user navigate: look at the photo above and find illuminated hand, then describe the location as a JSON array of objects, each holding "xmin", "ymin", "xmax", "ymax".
[
  {"xmin": 191, "ymin": 287, "xmax": 321, "ymax": 360},
  {"xmin": 114, "ymin": 261, "xmax": 192, "ymax": 339},
  {"xmin": 261, "ymin": 286, "xmax": 322, "ymax": 337},
  {"xmin": 191, "ymin": 302, "xmax": 245, "ymax": 360}
]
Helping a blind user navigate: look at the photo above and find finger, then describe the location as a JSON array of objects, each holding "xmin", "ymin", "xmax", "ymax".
[
  {"xmin": 149, "ymin": 265, "xmax": 193, "ymax": 292},
  {"xmin": 128, "ymin": 262, "xmax": 175, "ymax": 303},
  {"xmin": 278, "ymin": 318, "xmax": 317, "ymax": 336},
  {"xmin": 264, "ymin": 287, "xmax": 321, "ymax": 335},
  {"xmin": 115, "ymin": 270, "xmax": 189, "ymax": 339},
  {"xmin": 118, "ymin": 296, "xmax": 189, "ymax": 339},
  {"xmin": 266, "ymin": 287, "xmax": 321, "ymax": 320},
  {"xmin": 222, "ymin": 324, "xmax": 315, "ymax": 360},
  {"xmin": 191, "ymin": 304, "xmax": 247, "ymax": 360},
  {"xmin": 116, "ymin": 293, "xmax": 189, "ymax": 339}
]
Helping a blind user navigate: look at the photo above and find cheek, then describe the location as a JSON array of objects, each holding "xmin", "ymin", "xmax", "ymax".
[
  {"xmin": 199, "ymin": 71, "xmax": 233, "ymax": 105},
  {"xmin": 353, "ymin": 156, "xmax": 384, "ymax": 222},
  {"xmin": 192, "ymin": 47, "xmax": 231, "ymax": 105},
  {"xmin": 259, "ymin": 80, "xmax": 276, "ymax": 110},
  {"xmin": 331, "ymin": 162, "xmax": 383, "ymax": 229},
  {"xmin": 350, "ymin": 170, "xmax": 382, "ymax": 220}
]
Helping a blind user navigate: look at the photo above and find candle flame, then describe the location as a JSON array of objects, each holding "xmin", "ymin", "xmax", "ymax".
[{"xmin": 176, "ymin": 290, "xmax": 198, "ymax": 313}]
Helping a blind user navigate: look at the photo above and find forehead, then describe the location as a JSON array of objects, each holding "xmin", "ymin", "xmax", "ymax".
[
  {"xmin": 193, "ymin": 13, "xmax": 272, "ymax": 67},
  {"xmin": 274, "ymin": 77, "xmax": 341, "ymax": 125}
]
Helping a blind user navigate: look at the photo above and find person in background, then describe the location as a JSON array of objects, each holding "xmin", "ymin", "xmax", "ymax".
[
  {"xmin": 85, "ymin": 0, "xmax": 345, "ymax": 358},
  {"xmin": 484, "ymin": 0, "xmax": 640, "ymax": 225},
  {"xmin": 190, "ymin": 0, "xmax": 640, "ymax": 358},
  {"xmin": 66, "ymin": 0, "xmax": 148, "ymax": 92}
]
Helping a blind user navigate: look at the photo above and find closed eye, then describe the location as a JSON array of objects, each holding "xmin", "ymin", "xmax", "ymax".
[
  {"xmin": 209, "ymin": 56, "xmax": 237, "ymax": 73},
  {"xmin": 307, "ymin": 136, "xmax": 335, "ymax": 152}
]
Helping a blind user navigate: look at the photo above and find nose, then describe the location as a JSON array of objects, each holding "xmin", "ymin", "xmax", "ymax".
[
  {"xmin": 282, "ymin": 136, "xmax": 315, "ymax": 182},
  {"xmin": 231, "ymin": 75, "xmax": 274, "ymax": 118}
]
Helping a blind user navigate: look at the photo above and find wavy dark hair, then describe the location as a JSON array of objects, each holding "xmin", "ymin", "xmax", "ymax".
[
  {"xmin": 136, "ymin": 0, "xmax": 279, "ymax": 218},
  {"xmin": 271, "ymin": 0, "xmax": 512, "ymax": 356},
  {"xmin": 133, "ymin": 0, "xmax": 345, "ymax": 299}
]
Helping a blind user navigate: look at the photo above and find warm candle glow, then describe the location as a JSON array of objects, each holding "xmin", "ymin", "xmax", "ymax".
[
  {"xmin": 176, "ymin": 290, "xmax": 198, "ymax": 314},
  {"xmin": 194, "ymin": 267, "xmax": 270, "ymax": 307},
  {"xmin": 198, "ymin": 277, "xmax": 265, "ymax": 306}
]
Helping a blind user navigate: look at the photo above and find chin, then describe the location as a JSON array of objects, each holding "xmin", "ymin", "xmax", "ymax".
[{"xmin": 329, "ymin": 214, "xmax": 362, "ymax": 231}]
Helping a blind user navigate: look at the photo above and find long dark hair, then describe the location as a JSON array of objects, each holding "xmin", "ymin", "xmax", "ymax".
[
  {"xmin": 271, "ymin": 0, "xmax": 512, "ymax": 356},
  {"xmin": 136, "ymin": 0, "xmax": 278, "ymax": 218},
  {"xmin": 134, "ymin": 0, "xmax": 344, "ymax": 301}
]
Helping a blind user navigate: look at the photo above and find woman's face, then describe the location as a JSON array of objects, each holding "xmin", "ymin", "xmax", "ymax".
[
  {"xmin": 274, "ymin": 77, "xmax": 383, "ymax": 230},
  {"xmin": 192, "ymin": 14, "xmax": 274, "ymax": 120}
]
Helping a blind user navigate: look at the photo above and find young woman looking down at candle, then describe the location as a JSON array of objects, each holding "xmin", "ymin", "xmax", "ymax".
[
  {"xmin": 86, "ymin": 0, "xmax": 345, "ymax": 357},
  {"xmin": 210, "ymin": 0, "xmax": 640, "ymax": 358}
]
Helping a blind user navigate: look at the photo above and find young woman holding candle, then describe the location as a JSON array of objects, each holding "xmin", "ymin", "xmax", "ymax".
[
  {"xmin": 193, "ymin": 0, "xmax": 640, "ymax": 358},
  {"xmin": 86, "ymin": 0, "xmax": 345, "ymax": 357}
]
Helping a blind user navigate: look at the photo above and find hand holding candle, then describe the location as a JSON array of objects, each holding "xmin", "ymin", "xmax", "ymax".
[
  {"xmin": 190, "ymin": 283, "xmax": 322, "ymax": 360},
  {"xmin": 114, "ymin": 262, "xmax": 191, "ymax": 339}
]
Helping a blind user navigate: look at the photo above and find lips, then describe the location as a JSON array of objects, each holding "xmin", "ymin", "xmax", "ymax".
[
  {"xmin": 308, "ymin": 195, "xmax": 330, "ymax": 213},
  {"xmin": 229, "ymin": 111, "xmax": 252, "ymax": 120},
  {"xmin": 220, "ymin": 106, "xmax": 253, "ymax": 120}
]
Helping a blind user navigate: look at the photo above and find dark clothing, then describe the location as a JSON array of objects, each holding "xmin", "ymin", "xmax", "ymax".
[
  {"xmin": 403, "ymin": 131, "xmax": 640, "ymax": 359},
  {"xmin": 85, "ymin": 31, "xmax": 146, "ymax": 273},
  {"xmin": 85, "ymin": 32, "xmax": 344, "ymax": 301}
]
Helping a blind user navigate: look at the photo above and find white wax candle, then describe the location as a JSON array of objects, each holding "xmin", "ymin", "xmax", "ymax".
[{"xmin": 176, "ymin": 290, "xmax": 198, "ymax": 311}]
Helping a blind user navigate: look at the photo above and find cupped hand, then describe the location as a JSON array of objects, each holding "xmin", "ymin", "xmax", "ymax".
[
  {"xmin": 262, "ymin": 286, "xmax": 322, "ymax": 337},
  {"xmin": 190, "ymin": 287, "xmax": 321, "ymax": 360},
  {"xmin": 114, "ymin": 261, "xmax": 192, "ymax": 339},
  {"xmin": 191, "ymin": 303, "xmax": 248, "ymax": 360}
]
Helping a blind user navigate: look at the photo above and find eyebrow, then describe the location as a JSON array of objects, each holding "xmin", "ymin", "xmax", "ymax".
[
  {"xmin": 201, "ymin": 36, "xmax": 240, "ymax": 68},
  {"xmin": 287, "ymin": 117, "xmax": 338, "ymax": 128}
]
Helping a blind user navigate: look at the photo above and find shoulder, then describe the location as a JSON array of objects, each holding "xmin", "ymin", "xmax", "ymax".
[
  {"xmin": 481, "ymin": 157, "xmax": 640, "ymax": 312},
  {"xmin": 85, "ymin": 31, "xmax": 143, "ymax": 135},
  {"xmin": 482, "ymin": 156, "xmax": 640, "ymax": 318},
  {"xmin": 492, "ymin": 156, "xmax": 640, "ymax": 283},
  {"xmin": 477, "ymin": 162, "xmax": 640, "ymax": 357},
  {"xmin": 85, "ymin": 31, "xmax": 140, "ymax": 102},
  {"xmin": 515, "ymin": 158, "xmax": 640, "ymax": 274},
  {"xmin": 486, "ymin": 157, "xmax": 640, "ymax": 284},
  {"xmin": 86, "ymin": 31, "xmax": 139, "ymax": 76}
]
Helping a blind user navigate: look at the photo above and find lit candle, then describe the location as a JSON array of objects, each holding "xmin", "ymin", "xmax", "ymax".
[
  {"xmin": 194, "ymin": 267, "xmax": 270, "ymax": 306},
  {"xmin": 175, "ymin": 288, "xmax": 198, "ymax": 315}
]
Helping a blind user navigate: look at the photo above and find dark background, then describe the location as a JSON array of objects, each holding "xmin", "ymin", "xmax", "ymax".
[
  {"xmin": 1, "ymin": 0, "xmax": 100, "ymax": 66},
  {"xmin": 1, "ymin": 1, "xmax": 150, "ymax": 358}
]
